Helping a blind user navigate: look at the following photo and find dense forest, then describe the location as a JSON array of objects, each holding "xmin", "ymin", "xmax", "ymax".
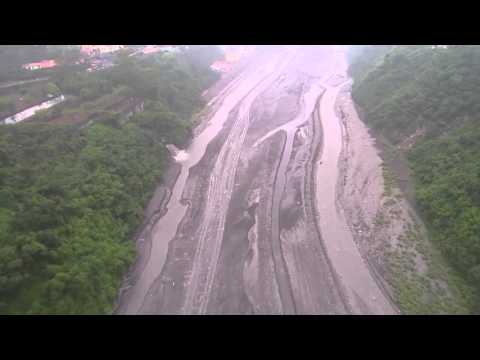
[
  {"xmin": 0, "ymin": 46, "xmax": 221, "ymax": 314},
  {"xmin": 350, "ymin": 45, "xmax": 480, "ymax": 144},
  {"xmin": 349, "ymin": 45, "xmax": 480, "ymax": 310}
]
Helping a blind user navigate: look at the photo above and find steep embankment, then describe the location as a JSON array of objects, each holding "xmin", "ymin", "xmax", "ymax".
[{"xmin": 348, "ymin": 45, "xmax": 480, "ymax": 313}]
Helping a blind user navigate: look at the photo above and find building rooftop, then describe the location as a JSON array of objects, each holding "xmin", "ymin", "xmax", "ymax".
[{"xmin": 22, "ymin": 60, "xmax": 57, "ymax": 70}]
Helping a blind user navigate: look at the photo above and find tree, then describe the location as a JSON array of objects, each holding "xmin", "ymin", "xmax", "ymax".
[{"xmin": 44, "ymin": 82, "xmax": 60, "ymax": 97}]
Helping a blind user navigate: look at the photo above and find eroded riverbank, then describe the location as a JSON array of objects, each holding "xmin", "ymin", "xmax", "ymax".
[{"xmin": 337, "ymin": 81, "xmax": 473, "ymax": 314}]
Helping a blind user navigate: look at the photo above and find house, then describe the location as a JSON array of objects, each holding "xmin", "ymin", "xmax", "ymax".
[
  {"xmin": 210, "ymin": 46, "xmax": 255, "ymax": 74},
  {"xmin": 80, "ymin": 45, "xmax": 125, "ymax": 57},
  {"xmin": 431, "ymin": 45, "xmax": 448, "ymax": 50},
  {"xmin": 223, "ymin": 45, "xmax": 255, "ymax": 62},
  {"xmin": 22, "ymin": 59, "xmax": 57, "ymax": 71},
  {"xmin": 142, "ymin": 45, "xmax": 179, "ymax": 55},
  {"xmin": 142, "ymin": 45, "xmax": 162, "ymax": 54},
  {"xmin": 210, "ymin": 60, "xmax": 233, "ymax": 73}
]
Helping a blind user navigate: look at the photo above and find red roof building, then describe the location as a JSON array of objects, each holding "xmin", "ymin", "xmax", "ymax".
[
  {"xmin": 210, "ymin": 61, "xmax": 233, "ymax": 73},
  {"xmin": 22, "ymin": 60, "xmax": 57, "ymax": 71},
  {"xmin": 210, "ymin": 46, "xmax": 255, "ymax": 74},
  {"xmin": 142, "ymin": 45, "xmax": 162, "ymax": 54}
]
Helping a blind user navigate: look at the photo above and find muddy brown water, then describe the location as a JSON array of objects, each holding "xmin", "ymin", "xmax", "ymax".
[
  {"xmin": 314, "ymin": 50, "xmax": 395, "ymax": 314},
  {"xmin": 263, "ymin": 81, "xmax": 327, "ymax": 314},
  {"xmin": 118, "ymin": 46, "xmax": 397, "ymax": 315},
  {"xmin": 120, "ymin": 47, "xmax": 298, "ymax": 314}
]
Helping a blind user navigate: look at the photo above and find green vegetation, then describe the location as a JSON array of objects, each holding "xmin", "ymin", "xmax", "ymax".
[
  {"xmin": 351, "ymin": 45, "xmax": 480, "ymax": 144},
  {"xmin": 0, "ymin": 46, "xmax": 221, "ymax": 314},
  {"xmin": 0, "ymin": 45, "xmax": 83, "ymax": 83},
  {"xmin": 409, "ymin": 124, "xmax": 480, "ymax": 287},
  {"xmin": 349, "ymin": 45, "xmax": 480, "ymax": 312},
  {"xmin": 0, "ymin": 81, "xmax": 64, "ymax": 119},
  {"xmin": 347, "ymin": 45, "xmax": 394, "ymax": 85},
  {"xmin": 383, "ymin": 222, "xmax": 474, "ymax": 314}
]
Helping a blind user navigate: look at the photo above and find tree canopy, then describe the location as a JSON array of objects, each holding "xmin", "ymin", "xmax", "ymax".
[{"xmin": 0, "ymin": 46, "xmax": 221, "ymax": 314}]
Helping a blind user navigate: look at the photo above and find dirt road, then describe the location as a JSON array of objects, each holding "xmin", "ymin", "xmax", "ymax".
[{"xmin": 116, "ymin": 45, "xmax": 397, "ymax": 315}]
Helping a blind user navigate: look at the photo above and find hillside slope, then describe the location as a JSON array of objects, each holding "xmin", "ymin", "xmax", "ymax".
[
  {"xmin": 349, "ymin": 45, "xmax": 480, "ymax": 312},
  {"xmin": 0, "ymin": 47, "xmax": 221, "ymax": 314}
]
